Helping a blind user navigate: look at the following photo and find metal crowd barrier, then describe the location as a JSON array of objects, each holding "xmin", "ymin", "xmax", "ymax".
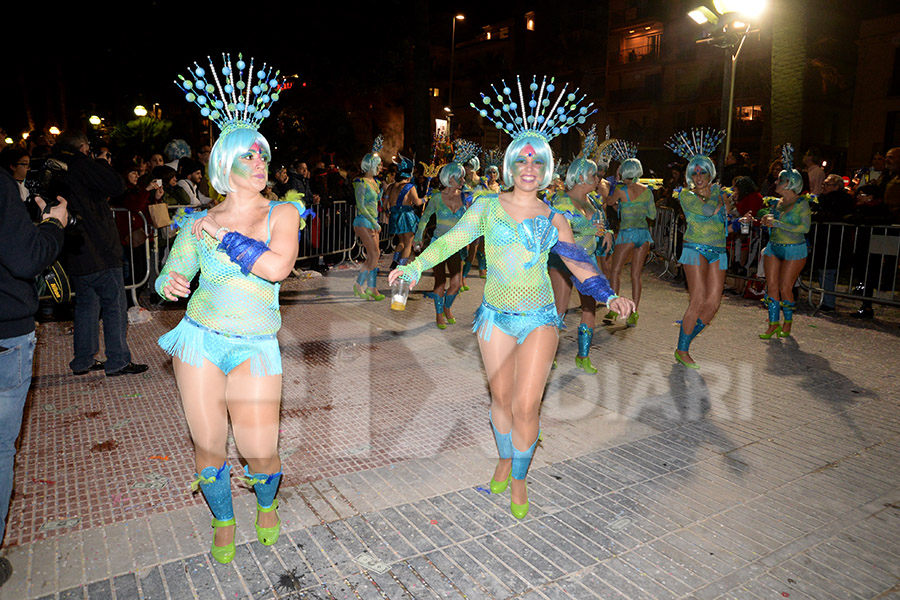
[{"xmin": 649, "ymin": 206, "xmax": 683, "ymax": 278}]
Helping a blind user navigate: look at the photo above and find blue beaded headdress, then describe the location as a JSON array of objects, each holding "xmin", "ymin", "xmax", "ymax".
[
  {"xmin": 595, "ymin": 126, "xmax": 614, "ymax": 168},
  {"xmin": 579, "ymin": 125, "xmax": 599, "ymax": 159},
  {"xmin": 608, "ymin": 139, "xmax": 638, "ymax": 164},
  {"xmin": 470, "ymin": 75, "xmax": 598, "ymax": 141},
  {"xmin": 176, "ymin": 53, "xmax": 281, "ymax": 135},
  {"xmin": 665, "ymin": 128, "xmax": 725, "ymax": 160},
  {"xmin": 482, "ymin": 147, "xmax": 503, "ymax": 171},
  {"xmin": 781, "ymin": 143, "xmax": 794, "ymax": 171},
  {"xmin": 371, "ymin": 135, "xmax": 384, "ymax": 155},
  {"xmin": 451, "ymin": 140, "xmax": 480, "ymax": 166}
]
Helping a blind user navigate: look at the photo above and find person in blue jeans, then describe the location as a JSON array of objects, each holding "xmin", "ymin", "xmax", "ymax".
[{"xmin": 0, "ymin": 166, "xmax": 69, "ymax": 587}]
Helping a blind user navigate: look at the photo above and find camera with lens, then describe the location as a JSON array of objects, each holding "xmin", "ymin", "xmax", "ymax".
[
  {"xmin": 23, "ymin": 157, "xmax": 74, "ymax": 303},
  {"xmin": 24, "ymin": 157, "xmax": 77, "ymax": 227}
]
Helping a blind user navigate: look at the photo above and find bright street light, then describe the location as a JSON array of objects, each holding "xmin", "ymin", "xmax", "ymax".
[
  {"xmin": 48, "ymin": 127, "xmax": 60, "ymax": 135},
  {"xmin": 714, "ymin": 0, "xmax": 766, "ymax": 18},
  {"xmin": 4, "ymin": 137, "xmax": 13, "ymax": 145},
  {"xmin": 134, "ymin": 105, "xmax": 148, "ymax": 117},
  {"xmin": 89, "ymin": 115, "xmax": 102, "ymax": 126},
  {"xmin": 688, "ymin": 6, "xmax": 719, "ymax": 25}
]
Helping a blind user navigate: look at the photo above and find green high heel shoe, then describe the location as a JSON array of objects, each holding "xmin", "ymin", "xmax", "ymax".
[
  {"xmin": 602, "ymin": 310, "xmax": 618, "ymax": 324},
  {"xmin": 490, "ymin": 474, "xmax": 511, "ymax": 494},
  {"xmin": 626, "ymin": 312, "xmax": 639, "ymax": 327},
  {"xmin": 759, "ymin": 324, "xmax": 781, "ymax": 339},
  {"xmin": 674, "ymin": 349, "xmax": 699, "ymax": 369},
  {"xmin": 575, "ymin": 356, "xmax": 598, "ymax": 374},
  {"xmin": 210, "ymin": 517, "xmax": 236, "ymax": 564},
  {"xmin": 444, "ymin": 312, "xmax": 456, "ymax": 325},
  {"xmin": 510, "ymin": 481, "xmax": 529, "ymax": 519},
  {"xmin": 777, "ymin": 322, "xmax": 792, "ymax": 337},
  {"xmin": 353, "ymin": 284, "xmax": 367, "ymax": 299},
  {"xmin": 255, "ymin": 499, "xmax": 281, "ymax": 546},
  {"xmin": 365, "ymin": 289, "xmax": 385, "ymax": 301}
]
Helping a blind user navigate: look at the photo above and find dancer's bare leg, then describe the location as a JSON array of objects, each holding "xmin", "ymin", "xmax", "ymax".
[
  {"xmin": 778, "ymin": 258, "xmax": 806, "ymax": 335},
  {"xmin": 630, "ymin": 242, "xmax": 651, "ymax": 310},
  {"xmin": 478, "ymin": 330, "xmax": 517, "ymax": 486},
  {"xmin": 610, "ymin": 242, "xmax": 634, "ymax": 296},
  {"xmin": 174, "ymin": 357, "xmax": 232, "ymax": 547},
  {"xmin": 226, "ymin": 360, "xmax": 282, "ymax": 529},
  {"xmin": 677, "ymin": 262, "xmax": 708, "ymax": 365},
  {"xmin": 444, "ymin": 254, "xmax": 462, "ymax": 323}
]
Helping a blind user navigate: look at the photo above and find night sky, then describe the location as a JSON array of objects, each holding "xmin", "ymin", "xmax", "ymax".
[{"xmin": 2, "ymin": 1, "xmax": 520, "ymax": 139}]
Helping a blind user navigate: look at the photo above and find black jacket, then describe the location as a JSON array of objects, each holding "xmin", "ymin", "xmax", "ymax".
[
  {"xmin": 52, "ymin": 147, "xmax": 125, "ymax": 276},
  {"xmin": 0, "ymin": 169, "xmax": 65, "ymax": 338}
]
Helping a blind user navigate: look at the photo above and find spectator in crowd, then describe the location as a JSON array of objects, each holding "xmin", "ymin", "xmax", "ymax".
[
  {"xmin": 195, "ymin": 144, "xmax": 221, "ymax": 205},
  {"xmin": 760, "ymin": 155, "xmax": 783, "ymax": 197},
  {"xmin": 878, "ymin": 147, "xmax": 900, "ymax": 222},
  {"xmin": 803, "ymin": 148, "xmax": 825, "ymax": 195},
  {"xmin": 856, "ymin": 151, "xmax": 884, "ymax": 188},
  {"xmin": 721, "ymin": 150, "xmax": 753, "ymax": 187},
  {"xmin": 163, "ymin": 139, "xmax": 191, "ymax": 170},
  {"xmin": 0, "ymin": 148, "xmax": 30, "ymax": 202},
  {"xmin": 151, "ymin": 165, "xmax": 180, "ymax": 205},
  {"xmin": 52, "ymin": 130, "xmax": 148, "ymax": 376},
  {"xmin": 849, "ymin": 183, "xmax": 896, "ymax": 319},
  {"xmin": 171, "ymin": 157, "xmax": 204, "ymax": 207},
  {"xmin": 111, "ymin": 162, "xmax": 163, "ymax": 294},
  {"xmin": 292, "ymin": 160, "xmax": 319, "ymax": 204},
  {"xmin": 810, "ymin": 174, "xmax": 855, "ymax": 311},
  {"xmin": 729, "ymin": 175, "xmax": 764, "ymax": 275},
  {"xmin": 148, "ymin": 153, "xmax": 165, "ymax": 170},
  {"xmin": 0, "ymin": 160, "xmax": 69, "ymax": 587},
  {"xmin": 271, "ymin": 164, "xmax": 294, "ymax": 198}
]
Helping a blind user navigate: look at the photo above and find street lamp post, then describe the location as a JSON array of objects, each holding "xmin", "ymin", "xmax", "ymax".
[
  {"xmin": 447, "ymin": 14, "xmax": 464, "ymax": 133},
  {"xmin": 688, "ymin": 0, "xmax": 765, "ymax": 173}
]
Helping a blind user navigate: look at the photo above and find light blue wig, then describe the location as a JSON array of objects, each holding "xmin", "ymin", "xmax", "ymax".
[
  {"xmin": 486, "ymin": 165, "xmax": 500, "ymax": 178},
  {"xmin": 360, "ymin": 153, "xmax": 381, "ymax": 176},
  {"xmin": 778, "ymin": 168, "xmax": 803, "ymax": 194},
  {"xmin": 439, "ymin": 163, "xmax": 465, "ymax": 188},
  {"xmin": 618, "ymin": 158, "xmax": 643, "ymax": 182},
  {"xmin": 467, "ymin": 156, "xmax": 480, "ymax": 172},
  {"xmin": 502, "ymin": 135, "xmax": 554, "ymax": 190},
  {"xmin": 565, "ymin": 157, "xmax": 598, "ymax": 188},
  {"xmin": 685, "ymin": 155, "xmax": 717, "ymax": 186},
  {"xmin": 209, "ymin": 128, "xmax": 271, "ymax": 194}
]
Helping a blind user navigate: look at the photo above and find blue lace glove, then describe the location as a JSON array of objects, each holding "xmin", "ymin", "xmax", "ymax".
[{"xmin": 218, "ymin": 231, "xmax": 270, "ymax": 275}]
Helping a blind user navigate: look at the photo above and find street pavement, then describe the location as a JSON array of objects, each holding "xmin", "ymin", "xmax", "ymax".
[{"xmin": 1, "ymin": 257, "xmax": 899, "ymax": 600}]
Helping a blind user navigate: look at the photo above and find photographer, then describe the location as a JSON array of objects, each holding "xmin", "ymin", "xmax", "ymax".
[
  {"xmin": 0, "ymin": 165, "xmax": 68, "ymax": 586},
  {"xmin": 52, "ymin": 130, "xmax": 148, "ymax": 376}
]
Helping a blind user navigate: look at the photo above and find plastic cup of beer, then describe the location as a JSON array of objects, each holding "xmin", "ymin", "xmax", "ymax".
[{"xmin": 391, "ymin": 278, "xmax": 410, "ymax": 311}]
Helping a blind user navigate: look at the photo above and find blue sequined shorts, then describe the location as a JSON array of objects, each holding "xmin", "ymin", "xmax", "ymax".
[
  {"xmin": 679, "ymin": 243, "xmax": 728, "ymax": 270},
  {"xmin": 763, "ymin": 241, "xmax": 808, "ymax": 261},
  {"xmin": 616, "ymin": 228, "xmax": 653, "ymax": 247},
  {"xmin": 389, "ymin": 207, "xmax": 419, "ymax": 235},
  {"xmin": 352, "ymin": 215, "xmax": 380, "ymax": 230},
  {"xmin": 472, "ymin": 301, "xmax": 562, "ymax": 344},
  {"xmin": 158, "ymin": 316, "xmax": 281, "ymax": 377}
]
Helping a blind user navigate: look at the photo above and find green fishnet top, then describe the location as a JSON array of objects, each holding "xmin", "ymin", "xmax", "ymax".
[
  {"xmin": 764, "ymin": 196, "xmax": 812, "ymax": 244},
  {"xmin": 414, "ymin": 189, "xmax": 467, "ymax": 244},
  {"xmin": 547, "ymin": 190, "xmax": 604, "ymax": 256},
  {"xmin": 617, "ymin": 185, "xmax": 657, "ymax": 230},
  {"xmin": 353, "ymin": 178, "xmax": 380, "ymax": 228},
  {"xmin": 679, "ymin": 185, "xmax": 729, "ymax": 247},
  {"xmin": 154, "ymin": 205, "xmax": 289, "ymax": 336},
  {"xmin": 400, "ymin": 194, "xmax": 607, "ymax": 312}
]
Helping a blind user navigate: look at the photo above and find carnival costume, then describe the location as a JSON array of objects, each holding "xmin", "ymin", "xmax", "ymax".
[
  {"xmin": 400, "ymin": 75, "xmax": 614, "ymax": 518},
  {"xmin": 353, "ymin": 136, "xmax": 385, "ymax": 300},
  {"xmin": 161, "ymin": 52, "xmax": 290, "ymax": 561},
  {"xmin": 759, "ymin": 144, "xmax": 812, "ymax": 339},
  {"xmin": 666, "ymin": 128, "xmax": 727, "ymax": 368},
  {"xmin": 388, "ymin": 155, "xmax": 419, "ymax": 237}
]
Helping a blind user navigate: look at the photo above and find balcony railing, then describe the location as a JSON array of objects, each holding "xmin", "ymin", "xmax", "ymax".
[{"xmin": 609, "ymin": 43, "xmax": 661, "ymax": 67}]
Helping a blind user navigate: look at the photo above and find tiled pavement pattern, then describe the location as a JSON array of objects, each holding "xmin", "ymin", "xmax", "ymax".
[{"xmin": 2, "ymin": 258, "xmax": 900, "ymax": 599}]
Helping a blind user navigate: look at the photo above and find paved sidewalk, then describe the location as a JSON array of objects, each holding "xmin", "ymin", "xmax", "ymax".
[{"xmin": 2, "ymin": 259, "xmax": 899, "ymax": 599}]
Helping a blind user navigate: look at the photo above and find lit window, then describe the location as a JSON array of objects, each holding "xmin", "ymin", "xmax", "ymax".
[
  {"xmin": 736, "ymin": 105, "xmax": 762, "ymax": 121},
  {"xmin": 487, "ymin": 31, "xmax": 491, "ymax": 40},
  {"xmin": 525, "ymin": 11, "xmax": 535, "ymax": 31}
]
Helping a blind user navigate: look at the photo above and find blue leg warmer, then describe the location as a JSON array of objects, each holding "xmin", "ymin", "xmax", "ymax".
[
  {"xmin": 689, "ymin": 318, "xmax": 706, "ymax": 340},
  {"xmin": 356, "ymin": 269, "xmax": 368, "ymax": 286},
  {"xmin": 490, "ymin": 411, "xmax": 512, "ymax": 460},
  {"xmin": 477, "ymin": 250, "xmax": 487, "ymax": 270},
  {"xmin": 368, "ymin": 268, "xmax": 379, "ymax": 288},
  {"xmin": 677, "ymin": 324, "xmax": 693, "ymax": 352},
  {"xmin": 194, "ymin": 462, "xmax": 234, "ymax": 521},
  {"xmin": 781, "ymin": 300, "xmax": 795, "ymax": 322},
  {"xmin": 462, "ymin": 260, "xmax": 473, "ymax": 278},
  {"xmin": 511, "ymin": 435, "xmax": 539, "ymax": 481},
  {"xmin": 443, "ymin": 293, "xmax": 458, "ymax": 310},
  {"xmin": 243, "ymin": 465, "xmax": 283, "ymax": 509},
  {"xmin": 577, "ymin": 323, "xmax": 593, "ymax": 358},
  {"xmin": 423, "ymin": 292, "xmax": 444, "ymax": 315},
  {"xmin": 391, "ymin": 252, "xmax": 400, "ymax": 265},
  {"xmin": 397, "ymin": 258, "xmax": 409, "ymax": 266},
  {"xmin": 765, "ymin": 295, "xmax": 781, "ymax": 323}
]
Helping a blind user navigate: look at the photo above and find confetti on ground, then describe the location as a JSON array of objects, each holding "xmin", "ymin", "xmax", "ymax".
[
  {"xmin": 130, "ymin": 472, "xmax": 169, "ymax": 490},
  {"xmin": 475, "ymin": 486, "xmax": 491, "ymax": 494},
  {"xmin": 39, "ymin": 517, "xmax": 81, "ymax": 532},
  {"xmin": 430, "ymin": 520, "xmax": 437, "ymax": 525},
  {"xmin": 149, "ymin": 455, "xmax": 170, "ymax": 461},
  {"xmin": 124, "ymin": 393, "xmax": 142, "ymax": 398},
  {"xmin": 30, "ymin": 478, "xmax": 55, "ymax": 485}
]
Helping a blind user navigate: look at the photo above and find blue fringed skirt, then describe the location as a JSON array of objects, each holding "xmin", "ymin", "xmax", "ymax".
[
  {"xmin": 158, "ymin": 315, "xmax": 281, "ymax": 377},
  {"xmin": 679, "ymin": 242, "xmax": 728, "ymax": 270},
  {"xmin": 472, "ymin": 301, "xmax": 562, "ymax": 344},
  {"xmin": 389, "ymin": 206, "xmax": 419, "ymax": 235}
]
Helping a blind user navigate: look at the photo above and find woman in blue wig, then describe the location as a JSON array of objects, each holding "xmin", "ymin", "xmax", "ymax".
[
  {"xmin": 758, "ymin": 144, "xmax": 811, "ymax": 339},
  {"xmin": 666, "ymin": 128, "xmax": 731, "ymax": 368},
  {"xmin": 606, "ymin": 141, "xmax": 656, "ymax": 327},
  {"xmin": 390, "ymin": 76, "xmax": 634, "ymax": 519},
  {"xmin": 157, "ymin": 53, "xmax": 304, "ymax": 563},
  {"xmin": 547, "ymin": 125, "xmax": 614, "ymax": 374},
  {"xmin": 352, "ymin": 136, "xmax": 386, "ymax": 300},
  {"xmin": 386, "ymin": 153, "xmax": 423, "ymax": 268}
]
